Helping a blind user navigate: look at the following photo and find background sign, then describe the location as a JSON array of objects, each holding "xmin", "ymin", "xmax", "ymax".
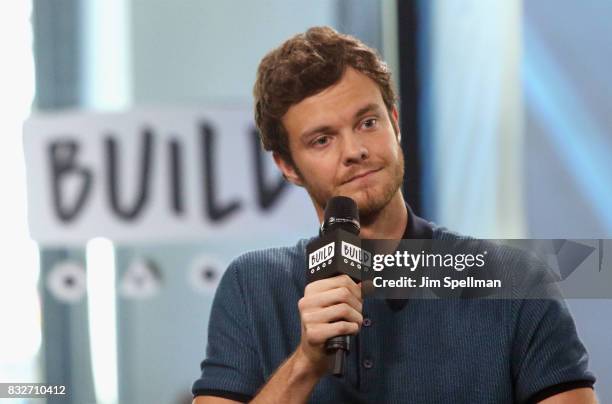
[{"xmin": 23, "ymin": 107, "xmax": 316, "ymax": 246}]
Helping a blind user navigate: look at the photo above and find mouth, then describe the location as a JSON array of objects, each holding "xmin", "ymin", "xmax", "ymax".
[{"xmin": 343, "ymin": 168, "xmax": 383, "ymax": 184}]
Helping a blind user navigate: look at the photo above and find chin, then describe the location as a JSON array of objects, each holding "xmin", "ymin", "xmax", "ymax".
[
  {"xmin": 310, "ymin": 172, "xmax": 401, "ymax": 216},
  {"xmin": 353, "ymin": 188, "xmax": 391, "ymax": 217},
  {"xmin": 356, "ymin": 178, "xmax": 402, "ymax": 216}
]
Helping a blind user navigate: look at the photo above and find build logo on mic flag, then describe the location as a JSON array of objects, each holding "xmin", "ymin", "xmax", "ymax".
[
  {"xmin": 341, "ymin": 241, "xmax": 371, "ymax": 271},
  {"xmin": 309, "ymin": 242, "xmax": 335, "ymax": 274}
]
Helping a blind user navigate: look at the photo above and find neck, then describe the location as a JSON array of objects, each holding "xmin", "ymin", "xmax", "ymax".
[
  {"xmin": 314, "ymin": 191, "xmax": 408, "ymax": 239},
  {"xmin": 359, "ymin": 192, "xmax": 407, "ymax": 239}
]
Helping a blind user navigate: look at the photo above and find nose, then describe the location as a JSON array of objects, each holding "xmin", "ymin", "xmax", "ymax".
[{"xmin": 341, "ymin": 133, "xmax": 369, "ymax": 165}]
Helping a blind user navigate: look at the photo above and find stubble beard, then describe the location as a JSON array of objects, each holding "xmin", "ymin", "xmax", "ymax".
[
  {"xmin": 301, "ymin": 150, "xmax": 405, "ymax": 222},
  {"xmin": 355, "ymin": 151, "xmax": 404, "ymax": 222}
]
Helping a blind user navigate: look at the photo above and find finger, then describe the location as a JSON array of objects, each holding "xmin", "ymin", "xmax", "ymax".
[
  {"xmin": 299, "ymin": 286, "xmax": 363, "ymax": 313},
  {"xmin": 305, "ymin": 274, "xmax": 361, "ymax": 299},
  {"xmin": 305, "ymin": 322, "xmax": 360, "ymax": 345},
  {"xmin": 302, "ymin": 303, "xmax": 363, "ymax": 326}
]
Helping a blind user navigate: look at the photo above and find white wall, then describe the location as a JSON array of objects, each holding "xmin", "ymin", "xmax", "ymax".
[{"xmin": 130, "ymin": 0, "xmax": 337, "ymax": 104}]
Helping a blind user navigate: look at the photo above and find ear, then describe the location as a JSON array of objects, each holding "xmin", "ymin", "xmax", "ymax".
[
  {"xmin": 273, "ymin": 152, "xmax": 304, "ymax": 187},
  {"xmin": 391, "ymin": 105, "xmax": 401, "ymax": 142}
]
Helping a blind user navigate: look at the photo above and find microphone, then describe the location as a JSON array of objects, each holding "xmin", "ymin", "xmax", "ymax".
[{"xmin": 305, "ymin": 196, "xmax": 370, "ymax": 377}]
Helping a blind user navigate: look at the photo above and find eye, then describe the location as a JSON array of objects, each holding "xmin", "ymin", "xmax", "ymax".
[
  {"xmin": 360, "ymin": 118, "xmax": 378, "ymax": 130},
  {"xmin": 311, "ymin": 135, "xmax": 330, "ymax": 148}
]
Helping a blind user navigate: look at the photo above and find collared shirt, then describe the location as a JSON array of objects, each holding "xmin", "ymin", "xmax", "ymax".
[{"xmin": 193, "ymin": 207, "xmax": 595, "ymax": 403}]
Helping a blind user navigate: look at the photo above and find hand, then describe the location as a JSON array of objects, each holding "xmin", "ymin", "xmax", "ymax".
[{"xmin": 296, "ymin": 274, "xmax": 363, "ymax": 375}]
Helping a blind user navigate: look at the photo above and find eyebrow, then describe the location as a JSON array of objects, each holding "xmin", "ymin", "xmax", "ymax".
[
  {"xmin": 299, "ymin": 102, "xmax": 383, "ymax": 142},
  {"xmin": 353, "ymin": 103, "xmax": 382, "ymax": 120}
]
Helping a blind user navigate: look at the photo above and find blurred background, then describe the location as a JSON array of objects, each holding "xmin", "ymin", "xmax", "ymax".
[{"xmin": 1, "ymin": 0, "xmax": 611, "ymax": 403}]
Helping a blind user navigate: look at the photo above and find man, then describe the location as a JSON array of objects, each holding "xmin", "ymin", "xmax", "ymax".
[{"xmin": 193, "ymin": 26, "xmax": 597, "ymax": 403}]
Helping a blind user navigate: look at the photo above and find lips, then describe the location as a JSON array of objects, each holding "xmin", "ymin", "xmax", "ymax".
[{"xmin": 343, "ymin": 168, "xmax": 382, "ymax": 184}]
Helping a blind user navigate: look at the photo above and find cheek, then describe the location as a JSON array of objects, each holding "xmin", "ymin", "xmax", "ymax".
[
  {"xmin": 304, "ymin": 151, "xmax": 338, "ymax": 173},
  {"xmin": 371, "ymin": 139, "xmax": 398, "ymax": 163},
  {"xmin": 296, "ymin": 156, "xmax": 334, "ymax": 184},
  {"xmin": 385, "ymin": 136, "xmax": 402, "ymax": 160},
  {"xmin": 314, "ymin": 161, "xmax": 339, "ymax": 186}
]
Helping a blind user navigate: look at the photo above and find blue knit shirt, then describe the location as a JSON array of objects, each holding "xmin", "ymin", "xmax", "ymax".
[{"xmin": 193, "ymin": 211, "xmax": 595, "ymax": 403}]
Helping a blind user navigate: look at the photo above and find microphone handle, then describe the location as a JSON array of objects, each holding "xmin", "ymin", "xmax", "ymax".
[{"xmin": 325, "ymin": 334, "xmax": 350, "ymax": 376}]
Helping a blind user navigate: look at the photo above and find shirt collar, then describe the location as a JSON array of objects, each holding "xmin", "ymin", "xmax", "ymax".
[
  {"xmin": 402, "ymin": 203, "xmax": 433, "ymax": 240},
  {"xmin": 386, "ymin": 203, "xmax": 433, "ymax": 311}
]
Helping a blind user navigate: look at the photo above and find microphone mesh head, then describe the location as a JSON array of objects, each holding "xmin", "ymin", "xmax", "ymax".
[{"xmin": 323, "ymin": 196, "xmax": 360, "ymax": 234}]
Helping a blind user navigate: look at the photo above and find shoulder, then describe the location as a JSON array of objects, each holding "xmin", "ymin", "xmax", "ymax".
[
  {"xmin": 221, "ymin": 237, "xmax": 315, "ymax": 287},
  {"xmin": 431, "ymin": 226, "xmax": 562, "ymax": 302},
  {"xmin": 431, "ymin": 225, "xmax": 546, "ymax": 269},
  {"xmin": 230, "ymin": 238, "xmax": 311, "ymax": 271}
]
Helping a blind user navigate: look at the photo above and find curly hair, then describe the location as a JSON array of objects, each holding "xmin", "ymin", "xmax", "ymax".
[{"xmin": 253, "ymin": 26, "xmax": 397, "ymax": 167}]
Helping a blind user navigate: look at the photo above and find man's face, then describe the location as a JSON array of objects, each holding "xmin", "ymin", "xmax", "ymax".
[{"xmin": 276, "ymin": 67, "xmax": 404, "ymax": 219}]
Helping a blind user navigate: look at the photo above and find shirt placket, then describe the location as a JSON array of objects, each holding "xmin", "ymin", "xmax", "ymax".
[{"xmin": 357, "ymin": 298, "xmax": 375, "ymax": 393}]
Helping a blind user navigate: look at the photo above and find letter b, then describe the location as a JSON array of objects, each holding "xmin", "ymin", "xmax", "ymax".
[{"xmin": 49, "ymin": 140, "xmax": 92, "ymax": 222}]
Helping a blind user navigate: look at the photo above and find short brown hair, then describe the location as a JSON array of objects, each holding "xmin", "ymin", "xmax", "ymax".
[{"xmin": 253, "ymin": 26, "xmax": 397, "ymax": 166}]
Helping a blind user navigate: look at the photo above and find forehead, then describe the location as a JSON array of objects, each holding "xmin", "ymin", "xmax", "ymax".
[{"xmin": 282, "ymin": 68, "xmax": 385, "ymax": 140}]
